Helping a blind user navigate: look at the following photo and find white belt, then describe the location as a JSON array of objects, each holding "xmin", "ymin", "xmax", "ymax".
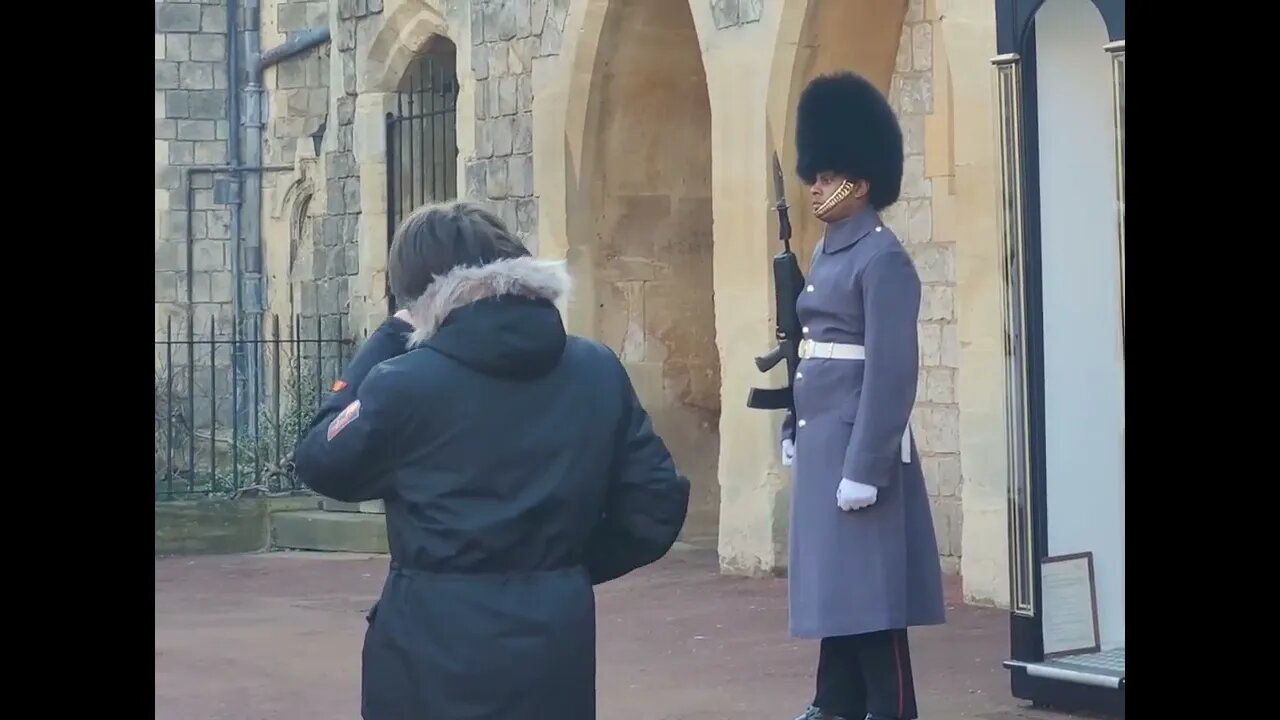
[
  {"xmin": 795, "ymin": 339, "xmax": 912, "ymax": 463},
  {"xmin": 798, "ymin": 339, "xmax": 865, "ymax": 360}
]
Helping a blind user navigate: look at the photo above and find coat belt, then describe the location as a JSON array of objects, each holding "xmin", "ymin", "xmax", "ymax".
[{"xmin": 796, "ymin": 339, "xmax": 912, "ymax": 464}]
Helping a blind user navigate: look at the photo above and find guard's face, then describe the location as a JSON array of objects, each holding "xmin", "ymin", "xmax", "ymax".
[{"xmin": 808, "ymin": 172, "xmax": 865, "ymax": 221}]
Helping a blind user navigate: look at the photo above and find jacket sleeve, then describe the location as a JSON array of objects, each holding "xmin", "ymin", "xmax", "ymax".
[
  {"xmin": 842, "ymin": 249, "xmax": 921, "ymax": 487},
  {"xmin": 585, "ymin": 366, "xmax": 690, "ymax": 585},
  {"xmin": 293, "ymin": 317, "xmax": 413, "ymax": 502}
]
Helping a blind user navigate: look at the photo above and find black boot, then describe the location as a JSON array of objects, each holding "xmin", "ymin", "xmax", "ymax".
[{"xmin": 793, "ymin": 706, "xmax": 851, "ymax": 720}]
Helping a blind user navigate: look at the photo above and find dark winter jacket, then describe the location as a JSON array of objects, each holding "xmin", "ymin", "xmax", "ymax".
[{"xmin": 293, "ymin": 256, "xmax": 690, "ymax": 720}]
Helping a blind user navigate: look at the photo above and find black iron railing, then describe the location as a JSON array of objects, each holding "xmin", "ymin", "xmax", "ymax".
[{"xmin": 154, "ymin": 313, "xmax": 358, "ymax": 499}]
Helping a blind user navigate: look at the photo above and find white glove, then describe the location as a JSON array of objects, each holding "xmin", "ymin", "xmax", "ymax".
[
  {"xmin": 836, "ymin": 479, "xmax": 877, "ymax": 511},
  {"xmin": 781, "ymin": 438, "xmax": 795, "ymax": 467}
]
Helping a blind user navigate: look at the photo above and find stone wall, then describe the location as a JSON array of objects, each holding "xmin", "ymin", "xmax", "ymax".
[
  {"xmin": 262, "ymin": 0, "xmax": 334, "ymax": 340},
  {"xmin": 881, "ymin": 0, "xmax": 963, "ymax": 574},
  {"xmin": 155, "ymin": 0, "xmax": 238, "ymax": 444},
  {"xmin": 155, "ymin": 0, "xmax": 234, "ymax": 338},
  {"xmin": 465, "ymin": 0, "xmax": 569, "ymax": 252},
  {"xmin": 708, "ymin": 0, "xmax": 761, "ymax": 29}
]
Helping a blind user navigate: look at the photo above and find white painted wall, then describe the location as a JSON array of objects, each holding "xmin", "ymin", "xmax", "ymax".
[{"xmin": 1034, "ymin": 0, "xmax": 1125, "ymax": 650}]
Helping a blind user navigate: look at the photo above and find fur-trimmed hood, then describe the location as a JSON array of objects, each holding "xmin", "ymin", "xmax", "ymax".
[
  {"xmin": 403, "ymin": 256, "xmax": 571, "ymax": 380},
  {"xmin": 405, "ymin": 256, "xmax": 571, "ymax": 347}
]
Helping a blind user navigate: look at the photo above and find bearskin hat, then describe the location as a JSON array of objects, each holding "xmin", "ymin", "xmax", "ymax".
[{"xmin": 795, "ymin": 71, "xmax": 904, "ymax": 210}]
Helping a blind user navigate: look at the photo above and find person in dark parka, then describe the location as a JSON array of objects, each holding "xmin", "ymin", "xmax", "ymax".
[
  {"xmin": 782, "ymin": 73, "xmax": 946, "ymax": 720},
  {"xmin": 293, "ymin": 200, "xmax": 690, "ymax": 720}
]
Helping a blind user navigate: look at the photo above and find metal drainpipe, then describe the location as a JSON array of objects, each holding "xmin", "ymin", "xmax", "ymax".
[{"xmin": 241, "ymin": 0, "xmax": 263, "ymax": 425}]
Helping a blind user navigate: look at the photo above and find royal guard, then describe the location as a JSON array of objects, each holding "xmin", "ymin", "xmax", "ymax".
[{"xmin": 782, "ymin": 72, "xmax": 947, "ymax": 720}]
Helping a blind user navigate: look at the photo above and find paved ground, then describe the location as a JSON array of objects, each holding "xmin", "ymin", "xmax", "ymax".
[{"xmin": 155, "ymin": 548, "xmax": 1100, "ymax": 720}]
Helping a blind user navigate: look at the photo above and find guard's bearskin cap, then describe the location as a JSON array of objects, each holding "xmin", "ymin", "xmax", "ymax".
[{"xmin": 795, "ymin": 72, "xmax": 904, "ymax": 210}]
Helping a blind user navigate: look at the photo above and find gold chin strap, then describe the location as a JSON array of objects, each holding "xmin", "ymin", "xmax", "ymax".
[{"xmin": 814, "ymin": 179, "xmax": 855, "ymax": 219}]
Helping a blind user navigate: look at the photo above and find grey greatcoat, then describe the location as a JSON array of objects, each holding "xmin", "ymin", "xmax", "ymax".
[{"xmin": 782, "ymin": 206, "xmax": 947, "ymax": 639}]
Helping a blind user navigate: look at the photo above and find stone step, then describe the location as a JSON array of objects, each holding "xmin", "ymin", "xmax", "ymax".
[
  {"xmin": 271, "ymin": 510, "xmax": 388, "ymax": 553},
  {"xmin": 320, "ymin": 499, "xmax": 385, "ymax": 514}
]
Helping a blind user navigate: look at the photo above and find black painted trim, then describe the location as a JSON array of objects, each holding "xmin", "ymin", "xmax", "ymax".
[
  {"xmin": 999, "ymin": 3, "xmax": 1125, "ymax": 716},
  {"xmin": 995, "ymin": 0, "xmax": 1125, "ymax": 54}
]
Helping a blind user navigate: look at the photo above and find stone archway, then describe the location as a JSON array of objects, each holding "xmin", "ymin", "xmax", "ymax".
[{"xmin": 574, "ymin": 0, "xmax": 720, "ymax": 541}]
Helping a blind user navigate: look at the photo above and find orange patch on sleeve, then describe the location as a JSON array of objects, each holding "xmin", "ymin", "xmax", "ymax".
[{"xmin": 331, "ymin": 380, "xmax": 348, "ymax": 392}]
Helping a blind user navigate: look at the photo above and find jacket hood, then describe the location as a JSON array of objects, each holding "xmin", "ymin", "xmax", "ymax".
[{"xmin": 405, "ymin": 256, "xmax": 571, "ymax": 380}]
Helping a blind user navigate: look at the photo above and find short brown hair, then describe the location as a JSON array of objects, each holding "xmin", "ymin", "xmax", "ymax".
[{"xmin": 388, "ymin": 201, "xmax": 531, "ymax": 303}]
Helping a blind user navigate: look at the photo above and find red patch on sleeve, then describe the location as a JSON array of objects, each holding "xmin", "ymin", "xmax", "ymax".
[
  {"xmin": 326, "ymin": 400, "xmax": 361, "ymax": 441},
  {"xmin": 331, "ymin": 380, "xmax": 348, "ymax": 392}
]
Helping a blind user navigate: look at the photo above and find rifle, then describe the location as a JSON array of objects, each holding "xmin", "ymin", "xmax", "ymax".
[{"xmin": 746, "ymin": 153, "xmax": 806, "ymax": 413}]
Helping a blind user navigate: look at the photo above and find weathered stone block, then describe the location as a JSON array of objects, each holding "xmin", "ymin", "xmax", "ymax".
[
  {"xmin": 476, "ymin": 119, "xmax": 493, "ymax": 158},
  {"xmin": 201, "ymin": 5, "xmax": 227, "ymax": 32},
  {"xmin": 181, "ymin": 61, "xmax": 216, "ymax": 90},
  {"xmin": 918, "ymin": 322, "xmax": 942, "ymax": 367},
  {"xmin": 491, "ymin": 116, "xmax": 514, "ymax": 156},
  {"xmin": 210, "ymin": 271, "xmax": 233, "ymax": 302},
  {"xmin": 711, "ymin": 0, "xmax": 740, "ymax": 29},
  {"xmin": 156, "ymin": 5, "xmax": 202, "ymax": 33},
  {"xmin": 913, "ymin": 244, "xmax": 952, "ymax": 285},
  {"xmin": 279, "ymin": 3, "xmax": 309, "ymax": 32},
  {"xmin": 472, "ymin": 45, "xmax": 489, "ymax": 80},
  {"xmin": 330, "ymin": 151, "xmax": 357, "ymax": 178},
  {"xmin": 156, "ymin": 61, "xmax": 180, "ymax": 90},
  {"xmin": 912, "ymin": 23, "xmax": 933, "ymax": 71},
  {"xmin": 308, "ymin": 1, "xmax": 330, "ymax": 26},
  {"xmin": 922, "ymin": 454, "xmax": 962, "ymax": 497},
  {"xmin": 895, "ymin": 26, "xmax": 913, "ymax": 73},
  {"xmin": 499, "ymin": 199, "xmax": 519, "ymax": 234},
  {"xmin": 485, "ymin": 157, "xmax": 509, "ymax": 199},
  {"xmin": 742, "ymin": 0, "xmax": 763, "ymax": 23},
  {"xmin": 898, "ymin": 74, "xmax": 933, "ymax": 115},
  {"xmin": 191, "ymin": 271, "xmax": 214, "ymax": 303},
  {"xmin": 343, "ymin": 178, "xmax": 361, "ymax": 213},
  {"xmin": 156, "ymin": 33, "xmax": 166, "ymax": 60},
  {"xmin": 165, "ymin": 34, "xmax": 190, "ymax": 62},
  {"xmin": 901, "ymin": 155, "xmax": 930, "ymax": 200},
  {"xmin": 512, "ymin": 112, "xmax": 533, "ymax": 154},
  {"xmin": 498, "ymin": 76, "xmax": 518, "ymax": 116},
  {"xmin": 917, "ymin": 406, "xmax": 959, "ymax": 454},
  {"xmin": 195, "ymin": 140, "xmax": 227, "ymax": 164},
  {"xmin": 169, "ymin": 141, "xmax": 195, "ymax": 165},
  {"xmin": 154, "ymin": 500, "xmax": 271, "ymax": 557},
  {"xmin": 366, "ymin": 0, "xmax": 381, "ymax": 14},
  {"xmin": 188, "ymin": 34, "xmax": 224, "ymax": 63},
  {"xmin": 208, "ymin": 210, "xmax": 232, "ymax": 240},
  {"xmin": 486, "ymin": 78, "xmax": 503, "ymax": 119},
  {"xmin": 344, "ymin": 244, "xmax": 360, "ymax": 276},
  {"xmin": 278, "ymin": 58, "xmax": 307, "ymax": 89},
  {"xmin": 192, "ymin": 240, "xmax": 226, "ymax": 271},
  {"xmin": 515, "ymin": 0, "xmax": 533, "ymax": 37},
  {"xmin": 471, "ymin": 1, "xmax": 486, "ymax": 46},
  {"xmin": 474, "ymin": 77, "xmax": 488, "ymax": 118},
  {"xmin": 165, "ymin": 90, "xmax": 191, "ymax": 118},
  {"xmin": 509, "ymin": 154, "xmax": 534, "ymax": 197},
  {"xmin": 342, "ymin": 51, "xmax": 357, "ymax": 95},
  {"xmin": 517, "ymin": 74, "xmax": 533, "ymax": 113},
  {"xmin": 327, "ymin": 183, "xmax": 346, "ymax": 214},
  {"xmin": 177, "ymin": 119, "xmax": 216, "ymax": 141},
  {"xmin": 532, "ymin": 0, "xmax": 548, "ymax": 36},
  {"xmin": 516, "ymin": 197, "xmax": 538, "ymax": 236},
  {"xmin": 538, "ymin": 19, "xmax": 563, "ymax": 57},
  {"xmin": 925, "ymin": 367, "xmax": 954, "ymax": 404},
  {"xmin": 941, "ymin": 324, "xmax": 959, "ymax": 369},
  {"xmin": 156, "ymin": 272, "xmax": 181, "ymax": 302},
  {"xmin": 465, "ymin": 160, "xmax": 487, "ymax": 200},
  {"xmin": 306, "ymin": 54, "xmax": 327, "ymax": 87},
  {"xmin": 921, "ymin": 286, "xmax": 953, "ymax": 321},
  {"xmin": 488, "ymin": 42, "xmax": 510, "ymax": 77},
  {"xmin": 156, "ymin": 119, "xmax": 177, "ymax": 140},
  {"xmin": 188, "ymin": 90, "xmax": 227, "ymax": 120},
  {"xmin": 908, "ymin": 0, "xmax": 926, "ymax": 22}
]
